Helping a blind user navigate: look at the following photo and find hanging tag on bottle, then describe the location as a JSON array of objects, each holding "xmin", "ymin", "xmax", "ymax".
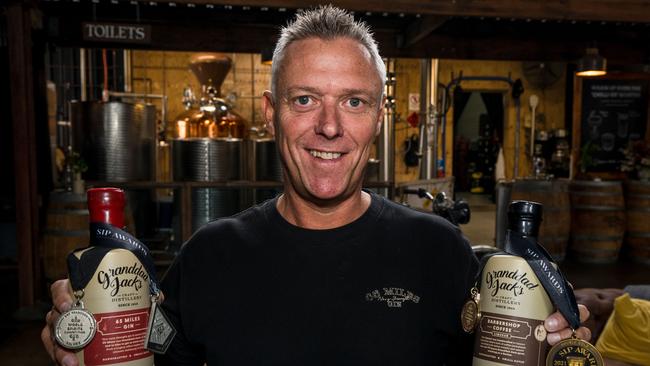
[
  {"xmin": 54, "ymin": 291, "xmax": 97, "ymax": 350},
  {"xmin": 461, "ymin": 252, "xmax": 499, "ymax": 334},
  {"xmin": 461, "ymin": 286, "xmax": 481, "ymax": 333},
  {"xmin": 145, "ymin": 294, "xmax": 176, "ymax": 354}
]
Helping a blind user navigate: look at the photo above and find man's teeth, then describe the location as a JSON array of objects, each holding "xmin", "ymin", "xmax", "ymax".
[{"xmin": 309, "ymin": 150, "xmax": 342, "ymax": 160}]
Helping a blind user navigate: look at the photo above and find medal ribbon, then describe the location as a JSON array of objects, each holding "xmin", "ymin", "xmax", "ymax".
[
  {"xmin": 504, "ymin": 230, "xmax": 581, "ymax": 330},
  {"xmin": 67, "ymin": 222, "xmax": 161, "ymax": 296}
]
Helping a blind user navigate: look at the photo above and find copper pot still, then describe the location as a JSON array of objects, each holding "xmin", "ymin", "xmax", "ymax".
[{"xmin": 173, "ymin": 53, "xmax": 246, "ymax": 140}]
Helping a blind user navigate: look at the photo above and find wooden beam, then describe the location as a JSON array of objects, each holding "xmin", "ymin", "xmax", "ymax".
[
  {"xmin": 152, "ymin": 0, "xmax": 650, "ymax": 23},
  {"xmin": 376, "ymin": 31, "xmax": 649, "ymax": 64},
  {"xmin": 46, "ymin": 18, "xmax": 649, "ymax": 64},
  {"xmin": 7, "ymin": 2, "xmax": 39, "ymax": 307},
  {"xmin": 400, "ymin": 15, "xmax": 448, "ymax": 48},
  {"xmin": 41, "ymin": 2, "xmax": 649, "ymax": 62}
]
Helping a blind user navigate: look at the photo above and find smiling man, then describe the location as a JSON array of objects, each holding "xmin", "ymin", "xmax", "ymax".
[
  {"xmin": 43, "ymin": 5, "xmax": 590, "ymax": 366},
  {"xmin": 264, "ymin": 34, "xmax": 385, "ymax": 228}
]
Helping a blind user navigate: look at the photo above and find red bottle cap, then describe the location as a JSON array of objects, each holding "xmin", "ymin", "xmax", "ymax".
[{"xmin": 87, "ymin": 187, "xmax": 125, "ymax": 228}]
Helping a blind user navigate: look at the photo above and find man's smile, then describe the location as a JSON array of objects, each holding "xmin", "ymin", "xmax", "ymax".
[{"xmin": 308, "ymin": 149, "xmax": 344, "ymax": 160}]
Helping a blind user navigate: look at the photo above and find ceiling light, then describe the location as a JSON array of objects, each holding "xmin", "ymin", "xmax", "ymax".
[{"xmin": 576, "ymin": 47, "xmax": 607, "ymax": 77}]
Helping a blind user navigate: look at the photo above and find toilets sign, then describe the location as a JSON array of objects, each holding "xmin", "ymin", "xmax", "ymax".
[{"xmin": 82, "ymin": 22, "xmax": 151, "ymax": 44}]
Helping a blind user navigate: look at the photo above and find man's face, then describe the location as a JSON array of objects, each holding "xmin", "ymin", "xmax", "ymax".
[{"xmin": 262, "ymin": 37, "xmax": 384, "ymax": 203}]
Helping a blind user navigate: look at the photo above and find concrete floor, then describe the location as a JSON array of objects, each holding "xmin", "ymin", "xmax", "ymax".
[{"xmin": 455, "ymin": 192, "xmax": 497, "ymax": 246}]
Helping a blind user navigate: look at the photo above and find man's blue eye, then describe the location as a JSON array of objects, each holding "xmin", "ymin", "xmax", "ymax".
[
  {"xmin": 349, "ymin": 98, "xmax": 361, "ymax": 107},
  {"xmin": 297, "ymin": 96, "xmax": 310, "ymax": 105}
]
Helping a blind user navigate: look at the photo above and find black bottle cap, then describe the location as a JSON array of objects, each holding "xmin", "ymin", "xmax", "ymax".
[{"xmin": 508, "ymin": 200, "xmax": 543, "ymax": 238}]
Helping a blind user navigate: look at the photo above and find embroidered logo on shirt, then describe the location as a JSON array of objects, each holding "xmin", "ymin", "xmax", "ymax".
[{"xmin": 365, "ymin": 287, "xmax": 420, "ymax": 308}]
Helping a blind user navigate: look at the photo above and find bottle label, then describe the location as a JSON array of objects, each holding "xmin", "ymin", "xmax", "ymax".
[
  {"xmin": 474, "ymin": 312, "xmax": 548, "ymax": 366},
  {"xmin": 73, "ymin": 249, "xmax": 153, "ymax": 365},
  {"xmin": 83, "ymin": 307, "xmax": 151, "ymax": 366},
  {"xmin": 472, "ymin": 255, "xmax": 554, "ymax": 366}
]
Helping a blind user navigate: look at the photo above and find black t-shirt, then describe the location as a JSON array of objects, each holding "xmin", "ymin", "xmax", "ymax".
[{"xmin": 155, "ymin": 192, "xmax": 479, "ymax": 365}]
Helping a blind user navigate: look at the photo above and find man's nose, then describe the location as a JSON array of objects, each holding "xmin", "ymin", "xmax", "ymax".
[{"xmin": 315, "ymin": 100, "xmax": 343, "ymax": 139}]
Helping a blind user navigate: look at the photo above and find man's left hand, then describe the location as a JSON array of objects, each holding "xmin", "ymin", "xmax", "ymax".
[{"xmin": 544, "ymin": 304, "xmax": 591, "ymax": 345}]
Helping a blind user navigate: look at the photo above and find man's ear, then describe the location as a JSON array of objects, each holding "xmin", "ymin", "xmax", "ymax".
[
  {"xmin": 261, "ymin": 90, "xmax": 276, "ymax": 137},
  {"xmin": 375, "ymin": 95, "xmax": 386, "ymax": 137}
]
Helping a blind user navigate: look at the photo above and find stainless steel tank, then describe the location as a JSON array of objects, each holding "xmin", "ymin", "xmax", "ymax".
[
  {"xmin": 172, "ymin": 138, "xmax": 244, "ymax": 231},
  {"xmin": 249, "ymin": 138, "xmax": 282, "ymax": 182},
  {"xmin": 173, "ymin": 138, "xmax": 243, "ymax": 181},
  {"xmin": 71, "ymin": 101, "xmax": 155, "ymax": 181},
  {"xmin": 248, "ymin": 138, "xmax": 283, "ymax": 204}
]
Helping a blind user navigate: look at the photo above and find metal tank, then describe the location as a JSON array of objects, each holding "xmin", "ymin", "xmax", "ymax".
[
  {"xmin": 172, "ymin": 138, "xmax": 244, "ymax": 231},
  {"xmin": 249, "ymin": 138, "xmax": 282, "ymax": 182},
  {"xmin": 248, "ymin": 136, "xmax": 283, "ymax": 204},
  {"xmin": 71, "ymin": 101, "xmax": 155, "ymax": 182}
]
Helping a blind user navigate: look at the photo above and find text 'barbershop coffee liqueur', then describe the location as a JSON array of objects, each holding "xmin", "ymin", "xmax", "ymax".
[
  {"xmin": 67, "ymin": 188, "xmax": 153, "ymax": 366},
  {"xmin": 472, "ymin": 202, "xmax": 554, "ymax": 366}
]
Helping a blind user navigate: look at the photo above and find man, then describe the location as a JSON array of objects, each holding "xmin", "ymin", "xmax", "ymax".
[{"xmin": 43, "ymin": 5, "xmax": 590, "ymax": 365}]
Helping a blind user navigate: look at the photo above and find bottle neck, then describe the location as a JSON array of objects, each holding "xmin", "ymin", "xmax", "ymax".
[
  {"xmin": 507, "ymin": 201, "xmax": 542, "ymax": 239},
  {"xmin": 89, "ymin": 207, "xmax": 125, "ymax": 228},
  {"xmin": 87, "ymin": 188, "xmax": 126, "ymax": 229},
  {"xmin": 508, "ymin": 218, "xmax": 539, "ymax": 238}
]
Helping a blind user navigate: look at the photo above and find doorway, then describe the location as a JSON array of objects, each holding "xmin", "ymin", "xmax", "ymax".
[{"xmin": 453, "ymin": 91, "xmax": 505, "ymax": 196}]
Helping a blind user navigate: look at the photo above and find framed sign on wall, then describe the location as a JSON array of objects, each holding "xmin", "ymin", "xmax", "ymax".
[{"xmin": 572, "ymin": 73, "xmax": 650, "ymax": 179}]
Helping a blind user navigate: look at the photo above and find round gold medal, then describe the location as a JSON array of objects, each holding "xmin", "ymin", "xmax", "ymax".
[
  {"xmin": 460, "ymin": 298, "xmax": 481, "ymax": 333},
  {"xmin": 54, "ymin": 307, "xmax": 97, "ymax": 350},
  {"xmin": 546, "ymin": 337, "xmax": 604, "ymax": 366}
]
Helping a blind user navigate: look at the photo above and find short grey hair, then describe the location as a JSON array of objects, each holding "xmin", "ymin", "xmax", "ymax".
[{"xmin": 270, "ymin": 5, "xmax": 386, "ymax": 98}]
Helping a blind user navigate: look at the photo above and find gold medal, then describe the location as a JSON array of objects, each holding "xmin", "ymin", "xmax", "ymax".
[
  {"xmin": 546, "ymin": 336, "xmax": 604, "ymax": 366},
  {"xmin": 460, "ymin": 287, "xmax": 481, "ymax": 333}
]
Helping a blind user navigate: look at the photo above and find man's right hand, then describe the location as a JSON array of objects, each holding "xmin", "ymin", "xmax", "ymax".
[{"xmin": 41, "ymin": 279, "xmax": 79, "ymax": 366}]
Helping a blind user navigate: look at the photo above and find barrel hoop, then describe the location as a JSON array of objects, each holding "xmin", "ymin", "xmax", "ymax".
[
  {"xmin": 540, "ymin": 236, "xmax": 570, "ymax": 242},
  {"xmin": 512, "ymin": 182, "xmax": 565, "ymax": 191},
  {"xmin": 47, "ymin": 209, "xmax": 88, "ymax": 215},
  {"xmin": 627, "ymin": 232, "xmax": 650, "ymax": 239},
  {"xmin": 44, "ymin": 229, "xmax": 88, "ymax": 237},
  {"xmin": 49, "ymin": 194, "xmax": 87, "ymax": 204},
  {"xmin": 570, "ymin": 191, "xmax": 622, "ymax": 197},
  {"xmin": 627, "ymin": 207, "xmax": 650, "ymax": 213},
  {"xmin": 572, "ymin": 248, "xmax": 619, "ymax": 255},
  {"xmin": 627, "ymin": 194, "xmax": 650, "ymax": 200},
  {"xmin": 571, "ymin": 235, "xmax": 623, "ymax": 241},
  {"xmin": 512, "ymin": 183, "xmax": 551, "ymax": 190},
  {"xmin": 626, "ymin": 181, "xmax": 650, "ymax": 188},
  {"xmin": 543, "ymin": 207, "xmax": 571, "ymax": 212},
  {"xmin": 572, "ymin": 205, "xmax": 625, "ymax": 211},
  {"xmin": 571, "ymin": 181, "xmax": 623, "ymax": 187}
]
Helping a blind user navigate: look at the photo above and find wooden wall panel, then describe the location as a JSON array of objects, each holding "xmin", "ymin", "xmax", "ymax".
[{"xmin": 7, "ymin": 2, "xmax": 39, "ymax": 306}]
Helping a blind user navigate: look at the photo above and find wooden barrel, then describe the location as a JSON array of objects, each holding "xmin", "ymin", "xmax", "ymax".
[
  {"xmin": 511, "ymin": 179, "xmax": 571, "ymax": 262},
  {"xmin": 42, "ymin": 191, "xmax": 136, "ymax": 281},
  {"xmin": 569, "ymin": 180, "xmax": 625, "ymax": 263},
  {"xmin": 625, "ymin": 180, "xmax": 650, "ymax": 265},
  {"xmin": 42, "ymin": 192, "xmax": 89, "ymax": 281}
]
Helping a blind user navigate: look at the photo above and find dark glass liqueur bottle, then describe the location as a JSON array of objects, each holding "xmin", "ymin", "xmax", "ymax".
[{"xmin": 472, "ymin": 201, "xmax": 553, "ymax": 366}]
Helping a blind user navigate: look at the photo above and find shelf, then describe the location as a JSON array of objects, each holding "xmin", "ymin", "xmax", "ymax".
[{"xmin": 86, "ymin": 180, "xmax": 395, "ymax": 242}]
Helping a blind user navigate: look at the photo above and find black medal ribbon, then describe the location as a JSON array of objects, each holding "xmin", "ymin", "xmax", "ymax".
[
  {"xmin": 504, "ymin": 230, "xmax": 582, "ymax": 330},
  {"xmin": 67, "ymin": 222, "xmax": 161, "ymax": 296}
]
